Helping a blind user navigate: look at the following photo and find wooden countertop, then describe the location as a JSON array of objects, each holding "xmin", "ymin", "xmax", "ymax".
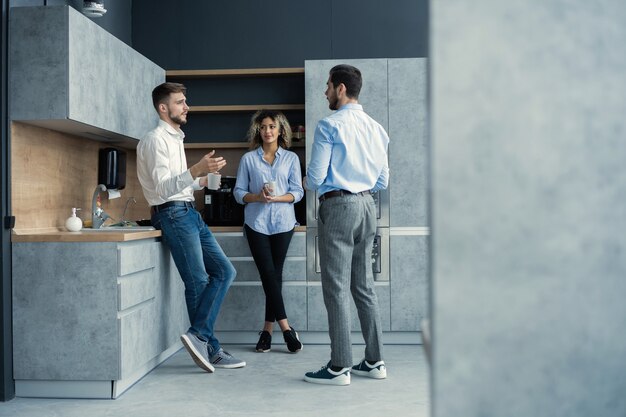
[
  {"xmin": 11, "ymin": 225, "xmax": 307, "ymax": 242},
  {"xmin": 12, "ymin": 228, "xmax": 162, "ymax": 242}
]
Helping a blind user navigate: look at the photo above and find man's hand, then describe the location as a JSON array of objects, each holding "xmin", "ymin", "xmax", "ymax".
[{"xmin": 190, "ymin": 150, "xmax": 227, "ymax": 178}]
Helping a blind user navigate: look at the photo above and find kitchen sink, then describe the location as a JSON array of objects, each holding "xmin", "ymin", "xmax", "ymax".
[{"xmin": 85, "ymin": 225, "xmax": 156, "ymax": 232}]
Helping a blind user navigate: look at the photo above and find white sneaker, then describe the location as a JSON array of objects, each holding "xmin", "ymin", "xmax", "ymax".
[
  {"xmin": 351, "ymin": 359, "xmax": 387, "ymax": 379},
  {"xmin": 304, "ymin": 362, "xmax": 351, "ymax": 386}
]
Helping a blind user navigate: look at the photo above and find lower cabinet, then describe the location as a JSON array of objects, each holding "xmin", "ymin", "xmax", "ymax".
[
  {"xmin": 211, "ymin": 231, "xmax": 394, "ymax": 334},
  {"xmin": 213, "ymin": 232, "xmax": 308, "ymax": 332},
  {"xmin": 12, "ymin": 239, "xmax": 188, "ymax": 399}
]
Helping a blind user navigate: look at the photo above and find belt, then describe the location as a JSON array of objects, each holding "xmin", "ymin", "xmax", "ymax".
[
  {"xmin": 318, "ymin": 190, "xmax": 370, "ymax": 202},
  {"xmin": 151, "ymin": 200, "xmax": 195, "ymax": 214}
]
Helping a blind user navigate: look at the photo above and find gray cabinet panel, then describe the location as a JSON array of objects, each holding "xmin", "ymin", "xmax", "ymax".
[
  {"xmin": 12, "ymin": 239, "xmax": 188, "ymax": 397},
  {"xmin": 232, "ymin": 258, "xmax": 306, "ymax": 282},
  {"xmin": 307, "ymin": 285, "xmax": 391, "ymax": 332},
  {"xmin": 117, "ymin": 269, "xmax": 156, "ymax": 311},
  {"xmin": 215, "ymin": 232, "xmax": 305, "ymax": 257},
  {"xmin": 13, "ymin": 242, "xmax": 119, "ymax": 380},
  {"xmin": 389, "ymin": 58, "xmax": 428, "ymax": 227},
  {"xmin": 117, "ymin": 241, "xmax": 157, "ymax": 276},
  {"xmin": 215, "ymin": 285, "xmax": 307, "ymax": 332},
  {"xmin": 9, "ymin": 6, "xmax": 163, "ymax": 144},
  {"xmin": 390, "ymin": 235, "xmax": 429, "ymax": 331},
  {"xmin": 119, "ymin": 300, "xmax": 159, "ymax": 379}
]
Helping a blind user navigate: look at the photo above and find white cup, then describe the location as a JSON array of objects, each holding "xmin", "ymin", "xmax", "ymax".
[
  {"xmin": 265, "ymin": 180, "xmax": 277, "ymax": 197},
  {"xmin": 206, "ymin": 173, "xmax": 222, "ymax": 190}
]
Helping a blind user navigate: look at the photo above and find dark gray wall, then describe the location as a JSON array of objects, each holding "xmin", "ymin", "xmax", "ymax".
[
  {"xmin": 131, "ymin": 0, "xmax": 427, "ymax": 69},
  {"xmin": 8, "ymin": 0, "xmax": 131, "ymax": 45}
]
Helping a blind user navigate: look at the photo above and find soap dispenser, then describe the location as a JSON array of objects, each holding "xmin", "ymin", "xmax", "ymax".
[{"xmin": 66, "ymin": 208, "xmax": 83, "ymax": 232}]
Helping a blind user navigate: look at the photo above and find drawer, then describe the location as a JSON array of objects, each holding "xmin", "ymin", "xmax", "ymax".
[
  {"xmin": 117, "ymin": 242, "xmax": 157, "ymax": 276},
  {"xmin": 117, "ymin": 269, "xmax": 156, "ymax": 311},
  {"xmin": 231, "ymin": 258, "xmax": 306, "ymax": 282},
  {"xmin": 118, "ymin": 299, "xmax": 159, "ymax": 379},
  {"xmin": 215, "ymin": 232, "xmax": 306, "ymax": 257}
]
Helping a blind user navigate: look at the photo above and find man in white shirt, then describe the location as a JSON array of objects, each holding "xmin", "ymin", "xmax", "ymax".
[
  {"xmin": 137, "ymin": 82, "xmax": 245, "ymax": 372},
  {"xmin": 304, "ymin": 65, "xmax": 389, "ymax": 386}
]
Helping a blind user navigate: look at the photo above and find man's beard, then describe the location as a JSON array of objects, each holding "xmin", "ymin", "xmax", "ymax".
[
  {"xmin": 328, "ymin": 96, "xmax": 338, "ymax": 111},
  {"xmin": 170, "ymin": 113, "xmax": 187, "ymax": 125}
]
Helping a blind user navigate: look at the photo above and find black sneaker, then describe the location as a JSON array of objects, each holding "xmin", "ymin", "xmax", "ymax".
[
  {"xmin": 283, "ymin": 327, "xmax": 303, "ymax": 353},
  {"xmin": 255, "ymin": 330, "xmax": 272, "ymax": 352}
]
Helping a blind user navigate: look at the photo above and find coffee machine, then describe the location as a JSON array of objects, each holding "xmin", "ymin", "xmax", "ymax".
[{"xmin": 203, "ymin": 176, "xmax": 244, "ymax": 226}]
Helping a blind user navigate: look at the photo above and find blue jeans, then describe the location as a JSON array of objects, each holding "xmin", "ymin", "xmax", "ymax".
[{"xmin": 152, "ymin": 204, "xmax": 236, "ymax": 355}]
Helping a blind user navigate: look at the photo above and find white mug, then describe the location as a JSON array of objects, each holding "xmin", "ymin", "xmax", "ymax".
[
  {"xmin": 206, "ymin": 173, "xmax": 222, "ymax": 190},
  {"xmin": 265, "ymin": 180, "xmax": 277, "ymax": 197}
]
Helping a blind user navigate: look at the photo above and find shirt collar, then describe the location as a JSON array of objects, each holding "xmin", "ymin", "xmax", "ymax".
[
  {"xmin": 338, "ymin": 103, "xmax": 363, "ymax": 112},
  {"xmin": 255, "ymin": 146, "xmax": 284, "ymax": 157},
  {"xmin": 158, "ymin": 119, "xmax": 185, "ymax": 141}
]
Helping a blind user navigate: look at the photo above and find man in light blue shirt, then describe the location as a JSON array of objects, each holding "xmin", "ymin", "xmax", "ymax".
[{"xmin": 303, "ymin": 64, "xmax": 390, "ymax": 386}]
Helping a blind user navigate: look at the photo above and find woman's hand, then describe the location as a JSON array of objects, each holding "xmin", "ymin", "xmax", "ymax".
[{"xmin": 257, "ymin": 186, "xmax": 276, "ymax": 203}]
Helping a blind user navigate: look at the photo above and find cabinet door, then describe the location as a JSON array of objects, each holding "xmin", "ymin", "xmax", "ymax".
[{"xmin": 389, "ymin": 58, "xmax": 428, "ymax": 227}]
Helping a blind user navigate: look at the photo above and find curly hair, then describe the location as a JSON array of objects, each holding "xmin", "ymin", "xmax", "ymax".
[{"xmin": 247, "ymin": 110, "xmax": 292, "ymax": 150}]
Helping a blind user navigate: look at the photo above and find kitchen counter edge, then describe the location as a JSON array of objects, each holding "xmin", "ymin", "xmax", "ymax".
[{"xmin": 11, "ymin": 226, "xmax": 306, "ymax": 242}]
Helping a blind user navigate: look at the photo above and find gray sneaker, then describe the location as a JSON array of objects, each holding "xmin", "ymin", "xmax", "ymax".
[
  {"xmin": 210, "ymin": 348, "xmax": 246, "ymax": 368},
  {"xmin": 180, "ymin": 332, "xmax": 214, "ymax": 373}
]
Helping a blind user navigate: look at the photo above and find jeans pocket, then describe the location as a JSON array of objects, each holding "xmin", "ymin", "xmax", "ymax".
[{"xmin": 167, "ymin": 206, "xmax": 190, "ymax": 220}]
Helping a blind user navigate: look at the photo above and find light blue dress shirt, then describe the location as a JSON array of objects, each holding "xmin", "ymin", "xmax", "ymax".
[
  {"xmin": 305, "ymin": 103, "xmax": 390, "ymax": 196},
  {"xmin": 234, "ymin": 146, "xmax": 304, "ymax": 235}
]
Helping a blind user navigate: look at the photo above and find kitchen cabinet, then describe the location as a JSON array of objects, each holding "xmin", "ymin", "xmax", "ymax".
[
  {"xmin": 213, "ymin": 231, "xmax": 308, "ymax": 331},
  {"xmin": 9, "ymin": 6, "xmax": 164, "ymax": 147},
  {"xmin": 12, "ymin": 238, "xmax": 188, "ymax": 399},
  {"xmin": 304, "ymin": 58, "xmax": 429, "ymax": 333}
]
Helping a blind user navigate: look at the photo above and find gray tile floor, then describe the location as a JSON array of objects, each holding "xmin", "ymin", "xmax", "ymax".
[{"xmin": 0, "ymin": 344, "xmax": 430, "ymax": 417}]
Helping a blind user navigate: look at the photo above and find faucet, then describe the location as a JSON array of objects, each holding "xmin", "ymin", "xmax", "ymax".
[
  {"xmin": 92, "ymin": 184, "xmax": 112, "ymax": 229},
  {"xmin": 121, "ymin": 197, "xmax": 136, "ymax": 225}
]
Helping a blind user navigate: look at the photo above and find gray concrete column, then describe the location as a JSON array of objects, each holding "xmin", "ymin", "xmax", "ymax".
[{"xmin": 431, "ymin": 1, "xmax": 626, "ymax": 416}]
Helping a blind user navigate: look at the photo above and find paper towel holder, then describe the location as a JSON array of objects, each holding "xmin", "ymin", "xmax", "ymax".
[{"xmin": 98, "ymin": 147, "xmax": 126, "ymax": 190}]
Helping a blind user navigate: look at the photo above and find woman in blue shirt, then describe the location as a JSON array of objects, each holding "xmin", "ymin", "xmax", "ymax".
[{"xmin": 234, "ymin": 110, "xmax": 304, "ymax": 353}]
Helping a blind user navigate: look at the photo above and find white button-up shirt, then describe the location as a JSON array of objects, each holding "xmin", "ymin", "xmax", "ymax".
[{"xmin": 136, "ymin": 119, "xmax": 201, "ymax": 206}]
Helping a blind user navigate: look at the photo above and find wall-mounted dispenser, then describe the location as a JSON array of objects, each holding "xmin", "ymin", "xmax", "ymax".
[{"xmin": 98, "ymin": 147, "xmax": 126, "ymax": 190}]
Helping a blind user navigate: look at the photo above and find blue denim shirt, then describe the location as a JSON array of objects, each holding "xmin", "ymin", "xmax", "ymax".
[{"xmin": 234, "ymin": 147, "xmax": 304, "ymax": 235}]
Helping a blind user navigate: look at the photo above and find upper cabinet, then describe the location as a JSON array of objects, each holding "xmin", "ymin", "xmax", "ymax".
[{"xmin": 9, "ymin": 6, "xmax": 164, "ymax": 148}]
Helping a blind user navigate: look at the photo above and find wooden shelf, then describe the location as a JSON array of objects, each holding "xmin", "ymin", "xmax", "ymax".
[
  {"xmin": 188, "ymin": 104, "xmax": 304, "ymax": 113},
  {"xmin": 167, "ymin": 67, "xmax": 304, "ymax": 78},
  {"xmin": 184, "ymin": 141, "xmax": 305, "ymax": 149}
]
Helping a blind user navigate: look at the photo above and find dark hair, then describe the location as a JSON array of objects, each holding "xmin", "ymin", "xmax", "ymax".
[
  {"xmin": 329, "ymin": 64, "xmax": 362, "ymax": 99},
  {"xmin": 152, "ymin": 82, "xmax": 186, "ymax": 111},
  {"xmin": 247, "ymin": 110, "xmax": 292, "ymax": 150}
]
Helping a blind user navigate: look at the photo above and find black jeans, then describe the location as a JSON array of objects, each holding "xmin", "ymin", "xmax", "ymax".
[{"xmin": 244, "ymin": 224, "xmax": 294, "ymax": 323}]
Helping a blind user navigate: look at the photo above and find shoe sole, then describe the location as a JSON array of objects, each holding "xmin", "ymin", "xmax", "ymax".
[
  {"xmin": 352, "ymin": 368, "xmax": 387, "ymax": 379},
  {"xmin": 256, "ymin": 348, "xmax": 271, "ymax": 353},
  {"xmin": 287, "ymin": 343, "xmax": 303, "ymax": 353},
  {"xmin": 286, "ymin": 330, "xmax": 303, "ymax": 353},
  {"xmin": 304, "ymin": 375, "xmax": 350, "ymax": 386},
  {"xmin": 211, "ymin": 360, "xmax": 246, "ymax": 369},
  {"xmin": 180, "ymin": 334, "xmax": 214, "ymax": 373}
]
